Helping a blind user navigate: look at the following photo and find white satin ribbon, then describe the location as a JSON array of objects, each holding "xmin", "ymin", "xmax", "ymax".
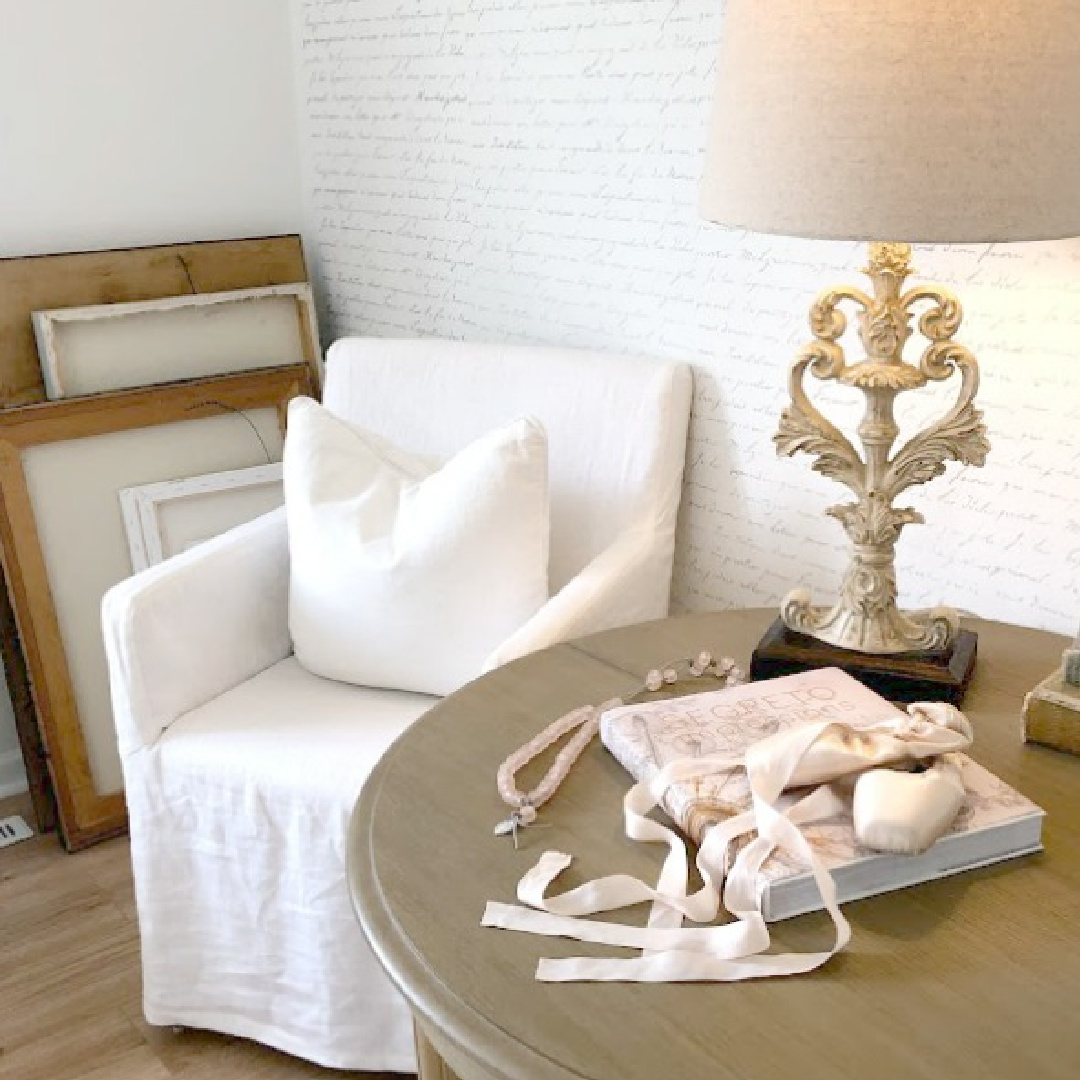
[{"xmin": 481, "ymin": 701, "xmax": 971, "ymax": 982}]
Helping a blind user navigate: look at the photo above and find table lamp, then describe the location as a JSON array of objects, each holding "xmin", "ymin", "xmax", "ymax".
[{"xmin": 699, "ymin": 0, "xmax": 1080, "ymax": 702}]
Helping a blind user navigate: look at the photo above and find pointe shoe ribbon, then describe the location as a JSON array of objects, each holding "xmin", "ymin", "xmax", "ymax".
[
  {"xmin": 484, "ymin": 696, "xmax": 975, "ymax": 984},
  {"xmin": 853, "ymin": 754, "xmax": 967, "ymax": 855}
]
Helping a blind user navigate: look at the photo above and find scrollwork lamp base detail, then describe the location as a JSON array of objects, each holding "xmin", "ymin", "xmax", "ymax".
[
  {"xmin": 775, "ymin": 242, "xmax": 989, "ymax": 656},
  {"xmin": 782, "ymin": 587, "xmax": 958, "ymax": 654}
]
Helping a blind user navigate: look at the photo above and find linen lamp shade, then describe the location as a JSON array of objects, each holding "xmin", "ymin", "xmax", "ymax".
[{"xmin": 700, "ymin": 0, "xmax": 1080, "ymax": 243}]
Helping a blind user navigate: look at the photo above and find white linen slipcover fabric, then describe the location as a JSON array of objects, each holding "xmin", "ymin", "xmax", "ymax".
[
  {"xmin": 102, "ymin": 338, "xmax": 693, "ymax": 1072},
  {"xmin": 284, "ymin": 398, "xmax": 550, "ymax": 696},
  {"xmin": 104, "ymin": 507, "xmax": 293, "ymax": 759},
  {"xmin": 322, "ymin": 338, "xmax": 691, "ymax": 601},
  {"xmin": 133, "ymin": 657, "xmax": 434, "ymax": 1070},
  {"xmin": 482, "ymin": 523, "xmax": 666, "ymax": 671}
]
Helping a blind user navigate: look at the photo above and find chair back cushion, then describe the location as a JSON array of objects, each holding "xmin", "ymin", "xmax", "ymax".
[{"xmin": 322, "ymin": 339, "xmax": 692, "ymax": 592}]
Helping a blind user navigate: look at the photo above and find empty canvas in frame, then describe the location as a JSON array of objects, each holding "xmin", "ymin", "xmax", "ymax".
[
  {"xmin": 32, "ymin": 283, "xmax": 321, "ymax": 399},
  {"xmin": 119, "ymin": 462, "xmax": 284, "ymax": 572},
  {"xmin": 0, "ymin": 367, "xmax": 312, "ymax": 847}
]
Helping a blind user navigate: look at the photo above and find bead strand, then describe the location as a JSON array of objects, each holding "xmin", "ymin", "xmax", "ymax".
[
  {"xmin": 495, "ymin": 649, "xmax": 745, "ymax": 843},
  {"xmin": 496, "ymin": 703, "xmax": 617, "ymax": 821},
  {"xmin": 642, "ymin": 651, "xmax": 745, "ymax": 694}
]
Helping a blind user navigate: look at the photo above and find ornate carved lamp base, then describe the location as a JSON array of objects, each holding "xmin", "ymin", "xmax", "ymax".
[
  {"xmin": 751, "ymin": 617, "xmax": 977, "ymax": 705},
  {"xmin": 771, "ymin": 241, "xmax": 990, "ymax": 668}
]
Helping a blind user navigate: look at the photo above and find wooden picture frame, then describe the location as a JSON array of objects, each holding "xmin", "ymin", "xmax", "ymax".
[
  {"xmin": 119, "ymin": 462, "xmax": 284, "ymax": 572},
  {"xmin": 0, "ymin": 365, "xmax": 313, "ymax": 849},
  {"xmin": 0, "ymin": 235, "xmax": 309, "ymax": 407},
  {"xmin": 32, "ymin": 284, "xmax": 321, "ymax": 399},
  {"xmin": 0, "ymin": 235, "xmax": 310, "ymax": 832}
]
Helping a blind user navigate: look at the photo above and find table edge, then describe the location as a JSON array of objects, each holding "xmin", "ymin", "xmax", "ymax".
[{"xmin": 349, "ymin": 609, "xmax": 1073, "ymax": 1080}]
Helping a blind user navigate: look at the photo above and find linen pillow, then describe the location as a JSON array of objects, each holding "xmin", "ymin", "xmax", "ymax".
[{"xmin": 283, "ymin": 397, "xmax": 549, "ymax": 696}]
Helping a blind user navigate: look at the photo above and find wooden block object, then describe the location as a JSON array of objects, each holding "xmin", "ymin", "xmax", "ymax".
[
  {"xmin": 1023, "ymin": 668, "xmax": 1080, "ymax": 756},
  {"xmin": 750, "ymin": 617, "xmax": 978, "ymax": 705}
]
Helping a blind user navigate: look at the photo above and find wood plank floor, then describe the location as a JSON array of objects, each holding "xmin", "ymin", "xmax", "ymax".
[{"xmin": 0, "ymin": 793, "xmax": 411, "ymax": 1080}]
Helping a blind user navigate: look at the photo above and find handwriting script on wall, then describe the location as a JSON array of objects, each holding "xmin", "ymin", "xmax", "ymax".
[{"xmin": 299, "ymin": 0, "xmax": 1080, "ymax": 635}]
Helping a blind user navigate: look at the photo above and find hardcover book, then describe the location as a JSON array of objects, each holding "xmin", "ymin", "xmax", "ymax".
[
  {"xmin": 1023, "ymin": 666, "xmax": 1080, "ymax": 757},
  {"xmin": 600, "ymin": 668, "xmax": 1044, "ymax": 921}
]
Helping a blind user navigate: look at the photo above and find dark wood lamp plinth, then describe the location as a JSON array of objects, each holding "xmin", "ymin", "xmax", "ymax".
[{"xmin": 750, "ymin": 618, "xmax": 978, "ymax": 705}]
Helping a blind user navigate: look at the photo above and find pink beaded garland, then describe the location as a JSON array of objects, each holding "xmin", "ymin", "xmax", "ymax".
[{"xmin": 494, "ymin": 649, "xmax": 745, "ymax": 843}]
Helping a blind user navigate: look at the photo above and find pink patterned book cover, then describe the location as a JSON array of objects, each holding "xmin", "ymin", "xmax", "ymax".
[
  {"xmin": 601, "ymin": 667, "xmax": 902, "ymax": 844},
  {"xmin": 600, "ymin": 668, "xmax": 1044, "ymax": 918}
]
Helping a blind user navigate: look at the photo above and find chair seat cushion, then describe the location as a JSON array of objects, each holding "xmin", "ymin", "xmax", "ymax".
[{"xmin": 158, "ymin": 656, "xmax": 438, "ymax": 815}]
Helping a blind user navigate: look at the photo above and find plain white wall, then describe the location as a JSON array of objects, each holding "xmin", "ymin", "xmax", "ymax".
[{"xmin": 0, "ymin": 0, "xmax": 303, "ymax": 795}]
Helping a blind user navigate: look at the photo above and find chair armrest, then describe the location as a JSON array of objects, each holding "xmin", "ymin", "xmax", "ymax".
[
  {"xmin": 103, "ymin": 508, "xmax": 292, "ymax": 756},
  {"xmin": 482, "ymin": 524, "xmax": 672, "ymax": 670}
]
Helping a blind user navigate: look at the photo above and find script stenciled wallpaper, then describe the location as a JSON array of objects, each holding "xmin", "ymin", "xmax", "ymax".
[{"xmin": 295, "ymin": 0, "xmax": 1080, "ymax": 636}]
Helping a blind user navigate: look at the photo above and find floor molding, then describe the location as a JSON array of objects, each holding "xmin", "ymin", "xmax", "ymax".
[{"xmin": 0, "ymin": 748, "xmax": 28, "ymax": 798}]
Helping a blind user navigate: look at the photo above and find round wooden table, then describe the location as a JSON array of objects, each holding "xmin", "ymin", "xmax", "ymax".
[{"xmin": 349, "ymin": 610, "xmax": 1080, "ymax": 1080}]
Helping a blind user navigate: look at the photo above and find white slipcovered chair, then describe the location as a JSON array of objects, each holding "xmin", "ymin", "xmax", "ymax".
[{"xmin": 102, "ymin": 337, "xmax": 692, "ymax": 1071}]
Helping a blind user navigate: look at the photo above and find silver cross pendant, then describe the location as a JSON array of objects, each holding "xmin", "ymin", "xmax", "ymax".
[{"xmin": 493, "ymin": 813, "xmax": 521, "ymax": 848}]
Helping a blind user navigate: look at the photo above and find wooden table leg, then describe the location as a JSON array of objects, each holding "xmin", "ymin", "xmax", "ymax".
[{"xmin": 414, "ymin": 1020, "xmax": 462, "ymax": 1080}]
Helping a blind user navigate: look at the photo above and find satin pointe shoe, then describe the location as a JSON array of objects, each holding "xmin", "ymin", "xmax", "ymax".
[{"xmin": 852, "ymin": 754, "xmax": 966, "ymax": 855}]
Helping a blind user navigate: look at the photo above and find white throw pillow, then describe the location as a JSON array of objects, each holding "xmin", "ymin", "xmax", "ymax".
[{"xmin": 284, "ymin": 397, "xmax": 550, "ymax": 696}]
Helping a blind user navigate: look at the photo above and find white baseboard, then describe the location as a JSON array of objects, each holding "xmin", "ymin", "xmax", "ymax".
[{"xmin": 0, "ymin": 749, "xmax": 28, "ymax": 798}]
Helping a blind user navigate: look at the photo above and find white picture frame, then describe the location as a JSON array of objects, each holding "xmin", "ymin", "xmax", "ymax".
[
  {"xmin": 119, "ymin": 462, "xmax": 285, "ymax": 572},
  {"xmin": 32, "ymin": 283, "xmax": 321, "ymax": 399}
]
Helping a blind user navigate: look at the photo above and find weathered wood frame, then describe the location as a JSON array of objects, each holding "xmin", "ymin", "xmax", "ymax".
[
  {"xmin": 32, "ymin": 283, "xmax": 321, "ymax": 400},
  {"xmin": 0, "ymin": 365, "xmax": 313, "ymax": 850},
  {"xmin": 0, "ymin": 234, "xmax": 309, "ymax": 832},
  {"xmin": 0, "ymin": 235, "xmax": 310, "ymax": 407}
]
